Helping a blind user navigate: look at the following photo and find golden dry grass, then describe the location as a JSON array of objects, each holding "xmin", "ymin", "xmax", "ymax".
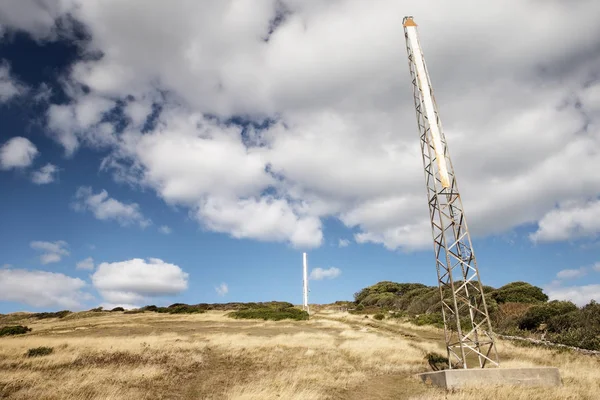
[{"xmin": 0, "ymin": 310, "xmax": 598, "ymax": 399}]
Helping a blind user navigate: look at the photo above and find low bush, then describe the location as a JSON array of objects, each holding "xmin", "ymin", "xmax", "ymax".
[
  {"xmin": 518, "ymin": 300, "xmax": 578, "ymax": 331},
  {"xmin": 373, "ymin": 313, "xmax": 385, "ymax": 320},
  {"xmin": 156, "ymin": 304, "xmax": 206, "ymax": 314},
  {"xmin": 89, "ymin": 307, "xmax": 103, "ymax": 312},
  {"xmin": 491, "ymin": 282, "xmax": 548, "ymax": 304},
  {"xmin": 0, "ymin": 325, "xmax": 32, "ymax": 337},
  {"xmin": 229, "ymin": 307, "xmax": 308, "ymax": 321},
  {"xmin": 412, "ymin": 313, "xmax": 444, "ymax": 329},
  {"xmin": 110, "ymin": 307, "xmax": 125, "ymax": 312},
  {"xmin": 31, "ymin": 310, "xmax": 71, "ymax": 319},
  {"xmin": 26, "ymin": 347, "xmax": 53, "ymax": 357}
]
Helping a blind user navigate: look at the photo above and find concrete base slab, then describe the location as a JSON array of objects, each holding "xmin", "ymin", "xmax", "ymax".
[{"xmin": 418, "ymin": 367, "xmax": 561, "ymax": 389}]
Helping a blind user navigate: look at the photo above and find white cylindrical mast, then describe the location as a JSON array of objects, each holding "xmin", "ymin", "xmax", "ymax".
[
  {"xmin": 404, "ymin": 17, "xmax": 451, "ymax": 188},
  {"xmin": 302, "ymin": 252, "xmax": 309, "ymax": 313}
]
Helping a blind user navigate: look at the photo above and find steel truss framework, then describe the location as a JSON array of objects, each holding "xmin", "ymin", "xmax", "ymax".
[{"xmin": 403, "ymin": 16, "xmax": 499, "ymax": 369}]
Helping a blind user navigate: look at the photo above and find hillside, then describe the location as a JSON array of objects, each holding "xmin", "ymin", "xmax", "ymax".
[{"xmin": 1, "ymin": 309, "xmax": 599, "ymax": 399}]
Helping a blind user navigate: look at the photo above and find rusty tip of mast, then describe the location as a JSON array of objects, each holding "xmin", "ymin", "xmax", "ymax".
[{"xmin": 403, "ymin": 16, "xmax": 417, "ymax": 27}]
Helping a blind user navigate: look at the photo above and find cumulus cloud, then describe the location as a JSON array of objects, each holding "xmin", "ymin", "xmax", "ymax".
[
  {"xmin": 546, "ymin": 284, "xmax": 600, "ymax": 307},
  {"xmin": 0, "ymin": 268, "xmax": 89, "ymax": 309},
  {"xmin": 309, "ymin": 267, "xmax": 341, "ymax": 280},
  {"xmin": 76, "ymin": 257, "xmax": 95, "ymax": 270},
  {"xmin": 30, "ymin": 240, "xmax": 69, "ymax": 264},
  {"xmin": 10, "ymin": 0, "xmax": 600, "ymax": 251},
  {"xmin": 0, "ymin": 137, "xmax": 38, "ymax": 170},
  {"xmin": 556, "ymin": 268, "xmax": 587, "ymax": 280},
  {"xmin": 31, "ymin": 163, "xmax": 59, "ymax": 184},
  {"xmin": 338, "ymin": 239, "xmax": 350, "ymax": 248},
  {"xmin": 91, "ymin": 258, "xmax": 188, "ymax": 303},
  {"xmin": 0, "ymin": 62, "xmax": 25, "ymax": 102},
  {"xmin": 196, "ymin": 196, "xmax": 322, "ymax": 248},
  {"xmin": 158, "ymin": 225, "xmax": 172, "ymax": 234},
  {"xmin": 215, "ymin": 283, "xmax": 228, "ymax": 296},
  {"xmin": 72, "ymin": 186, "xmax": 151, "ymax": 228},
  {"xmin": 530, "ymin": 199, "xmax": 600, "ymax": 243}
]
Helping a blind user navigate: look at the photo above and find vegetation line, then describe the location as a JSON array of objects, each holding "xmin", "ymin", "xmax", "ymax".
[{"xmin": 495, "ymin": 333, "xmax": 600, "ymax": 356}]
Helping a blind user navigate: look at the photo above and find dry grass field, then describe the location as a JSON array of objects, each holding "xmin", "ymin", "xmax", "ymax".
[{"xmin": 0, "ymin": 310, "xmax": 599, "ymax": 399}]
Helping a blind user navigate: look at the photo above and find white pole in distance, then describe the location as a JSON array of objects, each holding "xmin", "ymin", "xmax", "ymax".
[{"xmin": 303, "ymin": 252, "xmax": 309, "ymax": 313}]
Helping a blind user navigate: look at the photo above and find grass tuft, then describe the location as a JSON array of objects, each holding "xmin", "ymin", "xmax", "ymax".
[{"xmin": 26, "ymin": 346, "xmax": 54, "ymax": 357}]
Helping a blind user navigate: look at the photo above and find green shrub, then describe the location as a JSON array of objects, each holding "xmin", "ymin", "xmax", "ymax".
[
  {"xmin": 89, "ymin": 307, "xmax": 103, "ymax": 312},
  {"xmin": 518, "ymin": 301, "xmax": 577, "ymax": 330},
  {"xmin": 26, "ymin": 346, "xmax": 53, "ymax": 357},
  {"xmin": 229, "ymin": 307, "xmax": 308, "ymax": 321},
  {"xmin": 373, "ymin": 313, "xmax": 385, "ymax": 320},
  {"xmin": 412, "ymin": 313, "xmax": 444, "ymax": 329},
  {"xmin": 491, "ymin": 282, "xmax": 548, "ymax": 304},
  {"xmin": 157, "ymin": 304, "xmax": 206, "ymax": 314},
  {"xmin": 544, "ymin": 300, "xmax": 600, "ymax": 351},
  {"xmin": 110, "ymin": 307, "xmax": 125, "ymax": 312},
  {"xmin": 354, "ymin": 282, "xmax": 428, "ymax": 307},
  {"xmin": 142, "ymin": 305, "xmax": 158, "ymax": 312},
  {"xmin": 549, "ymin": 328, "xmax": 600, "ymax": 351},
  {"xmin": 0, "ymin": 325, "xmax": 32, "ymax": 337},
  {"xmin": 31, "ymin": 310, "xmax": 71, "ymax": 319}
]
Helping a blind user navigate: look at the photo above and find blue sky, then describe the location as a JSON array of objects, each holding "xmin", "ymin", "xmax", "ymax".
[{"xmin": 1, "ymin": 1, "xmax": 600, "ymax": 313}]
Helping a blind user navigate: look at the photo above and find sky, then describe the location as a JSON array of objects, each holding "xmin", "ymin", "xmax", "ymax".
[{"xmin": 1, "ymin": 0, "xmax": 600, "ymax": 312}]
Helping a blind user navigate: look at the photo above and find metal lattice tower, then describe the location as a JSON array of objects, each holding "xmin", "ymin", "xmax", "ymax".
[{"xmin": 403, "ymin": 16, "xmax": 499, "ymax": 369}]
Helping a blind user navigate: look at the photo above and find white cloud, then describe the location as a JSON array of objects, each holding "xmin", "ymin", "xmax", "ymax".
[
  {"xmin": 72, "ymin": 186, "xmax": 151, "ymax": 228},
  {"xmin": 338, "ymin": 239, "xmax": 350, "ymax": 248},
  {"xmin": 158, "ymin": 225, "xmax": 172, "ymax": 234},
  {"xmin": 309, "ymin": 267, "xmax": 341, "ymax": 280},
  {"xmin": 47, "ymin": 95, "xmax": 116, "ymax": 156},
  {"xmin": 30, "ymin": 240, "xmax": 69, "ymax": 264},
  {"xmin": 215, "ymin": 282, "xmax": 228, "ymax": 297},
  {"xmin": 546, "ymin": 284, "xmax": 600, "ymax": 307},
  {"xmin": 0, "ymin": 0, "xmax": 70, "ymax": 40},
  {"xmin": 31, "ymin": 163, "xmax": 59, "ymax": 184},
  {"xmin": 594, "ymin": 262, "xmax": 600, "ymax": 272},
  {"xmin": 531, "ymin": 199, "xmax": 600, "ymax": 243},
  {"xmin": 0, "ymin": 62, "xmax": 25, "ymax": 102},
  {"xmin": 556, "ymin": 268, "xmax": 587, "ymax": 280},
  {"xmin": 196, "ymin": 196, "xmax": 322, "ymax": 248},
  {"xmin": 0, "ymin": 268, "xmax": 89, "ymax": 309},
  {"xmin": 92, "ymin": 258, "xmax": 188, "ymax": 303},
  {"xmin": 40, "ymin": 253, "xmax": 61, "ymax": 264},
  {"xmin": 0, "ymin": 137, "xmax": 38, "ymax": 170},
  {"xmin": 76, "ymin": 257, "xmax": 95, "ymax": 270},
  {"xmin": 12, "ymin": 0, "xmax": 600, "ymax": 251}
]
